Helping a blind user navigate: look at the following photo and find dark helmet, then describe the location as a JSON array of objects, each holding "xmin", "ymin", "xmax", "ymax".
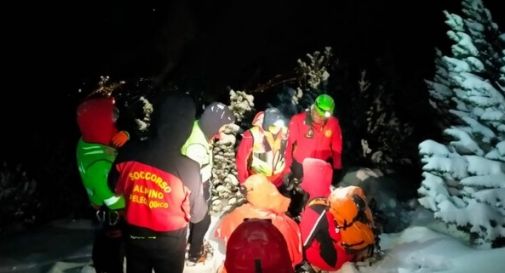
[
  {"xmin": 224, "ymin": 218, "xmax": 294, "ymax": 273},
  {"xmin": 262, "ymin": 108, "xmax": 287, "ymax": 131},
  {"xmin": 199, "ymin": 102, "xmax": 235, "ymax": 139}
]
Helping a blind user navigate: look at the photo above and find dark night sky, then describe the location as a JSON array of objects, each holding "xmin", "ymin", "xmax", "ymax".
[{"xmin": 1, "ymin": 0, "xmax": 504, "ymax": 166}]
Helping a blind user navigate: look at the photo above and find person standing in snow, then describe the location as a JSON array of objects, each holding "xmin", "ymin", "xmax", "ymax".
[
  {"xmin": 286, "ymin": 93, "xmax": 342, "ymax": 180},
  {"xmin": 108, "ymin": 94, "xmax": 207, "ymax": 273},
  {"xmin": 285, "ymin": 93, "xmax": 343, "ymax": 216},
  {"xmin": 236, "ymin": 107, "xmax": 291, "ymax": 188},
  {"xmin": 297, "ymin": 158, "xmax": 354, "ymax": 272},
  {"xmin": 76, "ymin": 94, "xmax": 130, "ymax": 273},
  {"xmin": 180, "ymin": 101, "xmax": 235, "ymax": 265}
]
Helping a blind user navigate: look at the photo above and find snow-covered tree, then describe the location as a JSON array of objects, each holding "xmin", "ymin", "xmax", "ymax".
[
  {"xmin": 270, "ymin": 47, "xmax": 333, "ymax": 117},
  {"xmin": 418, "ymin": 0, "xmax": 505, "ymax": 246},
  {"xmin": 114, "ymin": 77, "xmax": 156, "ymax": 141},
  {"xmin": 209, "ymin": 90, "xmax": 254, "ymax": 213},
  {"xmin": 228, "ymin": 89, "xmax": 255, "ymax": 124},
  {"xmin": 295, "ymin": 47, "xmax": 332, "ymax": 112},
  {"xmin": 210, "ymin": 123, "xmax": 244, "ymax": 214},
  {"xmin": 460, "ymin": 0, "xmax": 505, "ymax": 90},
  {"xmin": 425, "ymin": 49, "xmax": 457, "ymax": 128},
  {"xmin": 425, "ymin": 0, "xmax": 505, "ymax": 129}
]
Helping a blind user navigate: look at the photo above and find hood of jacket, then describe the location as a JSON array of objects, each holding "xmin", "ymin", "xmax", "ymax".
[
  {"xmin": 151, "ymin": 94, "xmax": 196, "ymax": 152},
  {"xmin": 244, "ymin": 174, "xmax": 290, "ymax": 214},
  {"xmin": 198, "ymin": 102, "xmax": 235, "ymax": 140},
  {"xmin": 300, "ymin": 158, "xmax": 332, "ymax": 199},
  {"xmin": 76, "ymin": 97, "xmax": 118, "ymax": 145}
]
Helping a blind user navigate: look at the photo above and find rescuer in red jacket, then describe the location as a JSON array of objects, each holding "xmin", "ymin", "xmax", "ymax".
[
  {"xmin": 236, "ymin": 108, "xmax": 291, "ymax": 187},
  {"xmin": 286, "ymin": 93, "xmax": 343, "ymax": 179},
  {"xmin": 284, "ymin": 93, "xmax": 343, "ymax": 217},
  {"xmin": 108, "ymin": 94, "xmax": 206, "ymax": 273},
  {"xmin": 298, "ymin": 158, "xmax": 353, "ymax": 272}
]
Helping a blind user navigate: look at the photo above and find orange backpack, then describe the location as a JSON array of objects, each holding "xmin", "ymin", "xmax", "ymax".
[{"xmin": 328, "ymin": 186, "xmax": 377, "ymax": 257}]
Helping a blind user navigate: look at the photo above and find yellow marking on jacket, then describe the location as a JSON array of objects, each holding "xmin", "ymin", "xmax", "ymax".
[{"xmin": 128, "ymin": 171, "xmax": 172, "ymax": 193}]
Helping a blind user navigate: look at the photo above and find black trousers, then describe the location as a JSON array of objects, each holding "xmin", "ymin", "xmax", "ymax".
[
  {"xmin": 291, "ymin": 159, "xmax": 304, "ymax": 179},
  {"xmin": 126, "ymin": 228, "xmax": 187, "ymax": 273},
  {"xmin": 187, "ymin": 181, "xmax": 211, "ymax": 258},
  {"xmin": 188, "ymin": 212, "xmax": 211, "ymax": 258},
  {"xmin": 92, "ymin": 209, "xmax": 125, "ymax": 273},
  {"xmin": 287, "ymin": 160, "xmax": 305, "ymax": 218}
]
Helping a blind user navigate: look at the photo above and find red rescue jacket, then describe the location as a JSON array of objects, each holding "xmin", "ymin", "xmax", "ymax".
[
  {"xmin": 114, "ymin": 161, "xmax": 191, "ymax": 232},
  {"xmin": 298, "ymin": 158, "xmax": 353, "ymax": 271},
  {"xmin": 286, "ymin": 110, "xmax": 343, "ymax": 170},
  {"xmin": 236, "ymin": 129, "xmax": 291, "ymax": 187},
  {"xmin": 215, "ymin": 174, "xmax": 303, "ymax": 267}
]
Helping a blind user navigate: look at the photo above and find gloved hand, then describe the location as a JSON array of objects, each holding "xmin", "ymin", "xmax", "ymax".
[
  {"xmin": 282, "ymin": 174, "xmax": 291, "ymax": 187},
  {"xmin": 283, "ymin": 174, "xmax": 294, "ymax": 192},
  {"xmin": 111, "ymin": 131, "xmax": 129, "ymax": 148},
  {"xmin": 284, "ymin": 174, "xmax": 301, "ymax": 192},
  {"xmin": 293, "ymin": 177, "xmax": 304, "ymax": 193}
]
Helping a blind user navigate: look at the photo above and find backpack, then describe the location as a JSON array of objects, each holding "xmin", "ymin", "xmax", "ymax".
[{"xmin": 328, "ymin": 186, "xmax": 377, "ymax": 257}]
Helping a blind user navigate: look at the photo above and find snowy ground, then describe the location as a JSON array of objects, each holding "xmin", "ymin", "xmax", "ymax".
[
  {"xmin": 1, "ymin": 207, "xmax": 504, "ymax": 273},
  {"xmin": 0, "ymin": 215, "xmax": 226, "ymax": 273}
]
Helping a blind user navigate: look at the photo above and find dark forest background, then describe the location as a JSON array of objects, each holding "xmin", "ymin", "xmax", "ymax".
[{"xmin": 0, "ymin": 0, "xmax": 503, "ymax": 229}]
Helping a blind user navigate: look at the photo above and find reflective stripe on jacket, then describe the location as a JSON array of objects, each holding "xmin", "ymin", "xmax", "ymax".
[
  {"xmin": 249, "ymin": 126, "xmax": 287, "ymax": 178},
  {"xmin": 181, "ymin": 121, "xmax": 213, "ymax": 182},
  {"xmin": 76, "ymin": 138, "xmax": 125, "ymax": 209}
]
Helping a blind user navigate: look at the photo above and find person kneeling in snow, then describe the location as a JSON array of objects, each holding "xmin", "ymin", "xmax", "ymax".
[
  {"xmin": 222, "ymin": 218, "xmax": 294, "ymax": 273},
  {"xmin": 215, "ymin": 174, "xmax": 303, "ymax": 268},
  {"xmin": 298, "ymin": 158, "xmax": 354, "ymax": 272},
  {"xmin": 299, "ymin": 158, "xmax": 377, "ymax": 272}
]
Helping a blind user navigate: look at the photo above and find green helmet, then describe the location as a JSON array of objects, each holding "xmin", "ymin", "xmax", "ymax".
[{"xmin": 314, "ymin": 94, "xmax": 335, "ymax": 117}]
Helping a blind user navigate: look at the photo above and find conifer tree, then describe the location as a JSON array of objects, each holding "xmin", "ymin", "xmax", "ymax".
[
  {"xmin": 209, "ymin": 90, "xmax": 254, "ymax": 213},
  {"xmin": 418, "ymin": 0, "xmax": 505, "ymax": 246}
]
